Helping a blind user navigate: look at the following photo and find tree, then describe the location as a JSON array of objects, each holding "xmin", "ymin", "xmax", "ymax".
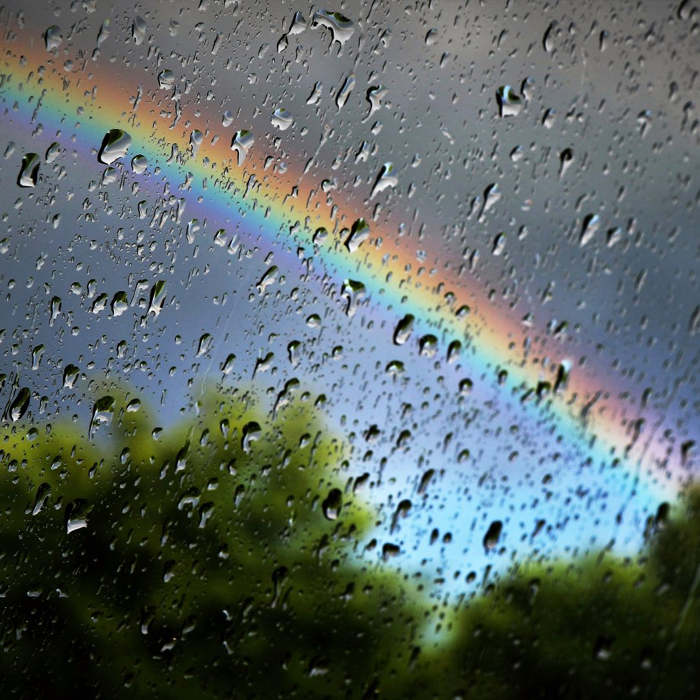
[
  {"xmin": 0, "ymin": 386, "xmax": 422, "ymax": 698},
  {"xmin": 1, "ymin": 384, "xmax": 698, "ymax": 698}
]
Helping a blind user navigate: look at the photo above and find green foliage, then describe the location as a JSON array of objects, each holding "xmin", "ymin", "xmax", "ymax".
[
  {"xmin": 0, "ymin": 387, "xmax": 421, "ymax": 698},
  {"xmin": 0, "ymin": 387, "xmax": 698, "ymax": 699}
]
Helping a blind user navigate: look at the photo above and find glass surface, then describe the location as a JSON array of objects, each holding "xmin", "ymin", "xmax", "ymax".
[{"xmin": 0, "ymin": 0, "xmax": 697, "ymax": 696}]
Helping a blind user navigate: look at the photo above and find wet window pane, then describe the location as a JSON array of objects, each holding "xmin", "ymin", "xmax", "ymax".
[{"xmin": 0, "ymin": 0, "xmax": 698, "ymax": 696}]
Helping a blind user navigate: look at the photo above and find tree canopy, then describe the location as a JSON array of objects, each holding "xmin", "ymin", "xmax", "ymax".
[{"xmin": 0, "ymin": 387, "xmax": 697, "ymax": 698}]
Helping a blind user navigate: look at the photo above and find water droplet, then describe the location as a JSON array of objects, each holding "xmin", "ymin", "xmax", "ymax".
[
  {"xmin": 288, "ymin": 340, "xmax": 301, "ymax": 366},
  {"xmin": 101, "ymin": 167, "xmax": 118, "ymax": 186},
  {"xmin": 17, "ymin": 153, "xmax": 40, "ymax": 187},
  {"xmin": 492, "ymin": 232, "xmax": 506, "ymax": 256},
  {"xmin": 496, "ymin": 85, "xmax": 522, "ymax": 117},
  {"xmin": 447, "ymin": 340, "xmax": 462, "ymax": 363},
  {"xmin": 365, "ymin": 85, "xmax": 386, "ymax": 120},
  {"xmin": 131, "ymin": 154, "xmax": 148, "ymax": 174},
  {"xmin": 148, "ymin": 280, "xmax": 166, "ymax": 316},
  {"xmin": 132, "ymin": 16, "xmax": 147, "ymax": 45},
  {"xmin": 393, "ymin": 314, "xmax": 415, "ymax": 345},
  {"xmin": 271, "ymin": 108, "xmax": 293, "ymax": 131},
  {"xmin": 390, "ymin": 499, "xmax": 412, "ymax": 532},
  {"xmin": 44, "ymin": 25, "xmax": 62, "ymax": 51},
  {"xmin": 306, "ymin": 81, "xmax": 323, "ymax": 105},
  {"xmin": 7, "ymin": 387, "xmax": 30, "ymax": 421},
  {"xmin": 344, "ymin": 218, "xmax": 370, "ymax": 253},
  {"xmin": 65, "ymin": 500, "xmax": 88, "ymax": 534},
  {"xmin": 256, "ymin": 265, "xmax": 278, "ymax": 294},
  {"xmin": 98, "ymin": 129, "xmax": 131, "ymax": 165},
  {"xmin": 335, "ymin": 74, "xmax": 355, "ymax": 110},
  {"xmin": 580, "ymin": 214, "xmax": 600, "ymax": 247},
  {"xmin": 371, "ymin": 162, "xmax": 398, "ymax": 198},
  {"xmin": 313, "ymin": 227, "xmax": 328, "ymax": 244},
  {"xmin": 158, "ymin": 69, "xmax": 175, "ymax": 90},
  {"xmin": 45, "ymin": 142, "xmax": 61, "ymax": 163},
  {"xmin": 543, "ymin": 21, "xmax": 556, "ymax": 53},
  {"xmin": 111, "ymin": 291, "xmax": 128, "ymax": 317},
  {"xmin": 289, "ymin": 11, "xmax": 307, "ymax": 35},
  {"xmin": 479, "ymin": 183, "xmax": 501, "ymax": 220},
  {"xmin": 312, "ymin": 10, "xmax": 355, "ymax": 45},
  {"xmin": 89, "ymin": 396, "xmax": 115, "ymax": 438},
  {"xmin": 220, "ymin": 353, "xmax": 236, "ymax": 374},
  {"xmin": 483, "ymin": 520, "xmax": 503, "ymax": 552},
  {"xmin": 322, "ymin": 488, "xmax": 342, "ymax": 520},
  {"xmin": 190, "ymin": 129, "xmax": 203, "ymax": 152},
  {"xmin": 196, "ymin": 333, "xmax": 213, "ymax": 357},
  {"xmin": 417, "ymin": 469, "xmax": 435, "ymax": 495},
  {"xmin": 231, "ymin": 130, "xmax": 254, "ymax": 165},
  {"xmin": 559, "ymin": 148, "xmax": 573, "ymax": 178},
  {"xmin": 63, "ymin": 364, "xmax": 79, "ymax": 389},
  {"xmin": 425, "ymin": 28, "xmax": 438, "ymax": 46},
  {"xmin": 241, "ymin": 421, "xmax": 261, "ymax": 453},
  {"xmin": 341, "ymin": 279, "xmax": 366, "ymax": 317},
  {"xmin": 419, "ymin": 334, "xmax": 438, "ymax": 357},
  {"xmin": 31, "ymin": 483, "xmax": 51, "ymax": 516}
]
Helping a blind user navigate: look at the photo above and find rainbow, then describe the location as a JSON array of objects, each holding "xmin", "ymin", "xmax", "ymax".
[{"xmin": 0, "ymin": 28, "xmax": 689, "ymax": 510}]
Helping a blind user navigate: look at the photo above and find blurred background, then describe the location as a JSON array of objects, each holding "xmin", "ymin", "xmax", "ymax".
[{"xmin": 0, "ymin": 0, "xmax": 697, "ymax": 594}]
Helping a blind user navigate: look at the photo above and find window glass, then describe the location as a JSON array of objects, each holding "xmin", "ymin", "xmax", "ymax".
[{"xmin": 0, "ymin": 1, "xmax": 697, "ymax": 696}]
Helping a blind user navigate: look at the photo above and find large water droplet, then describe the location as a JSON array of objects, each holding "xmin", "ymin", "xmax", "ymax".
[
  {"xmin": 335, "ymin": 74, "xmax": 355, "ymax": 110},
  {"xmin": 312, "ymin": 10, "xmax": 355, "ymax": 45},
  {"xmin": 44, "ymin": 25, "xmax": 62, "ymax": 51},
  {"xmin": 158, "ymin": 69, "xmax": 175, "ymax": 89},
  {"xmin": 322, "ymin": 488, "xmax": 342, "ymax": 520},
  {"xmin": 483, "ymin": 520, "xmax": 503, "ymax": 552},
  {"xmin": 371, "ymin": 162, "xmax": 398, "ymax": 198},
  {"xmin": 230, "ymin": 129, "xmax": 254, "ymax": 165},
  {"xmin": 8, "ymin": 387, "xmax": 30, "ymax": 422},
  {"xmin": 393, "ymin": 314, "xmax": 415, "ymax": 345},
  {"xmin": 344, "ymin": 218, "xmax": 370, "ymax": 253},
  {"xmin": 17, "ymin": 153, "xmax": 40, "ymax": 187},
  {"xmin": 496, "ymin": 85, "xmax": 522, "ymax": 117},
  {"xmin": 241, "ymin": 421, "xmax": 261, "ymax": 453},
  {"xmin": 98, "ymin": 129, "xmax": 131, "ymax": 165},
  {"xmin": 132, "ymin": 16, "xmax": 147, "ymax": 45},
  {"xmin": 580, "ymin": 214, "xmax": 600, "ymax": 247},
  {"xmin": 131, "ymin": 154, "xmax": 148, "ymax": 174},
  {"xmin": 271, "ymin": 108, "xmax": 293, "ymax": 131}
]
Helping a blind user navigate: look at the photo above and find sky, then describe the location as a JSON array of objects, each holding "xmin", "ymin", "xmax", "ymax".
[{"xmin": 0, "ymin": 0, "xmax": 697, "ymax": 594}]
